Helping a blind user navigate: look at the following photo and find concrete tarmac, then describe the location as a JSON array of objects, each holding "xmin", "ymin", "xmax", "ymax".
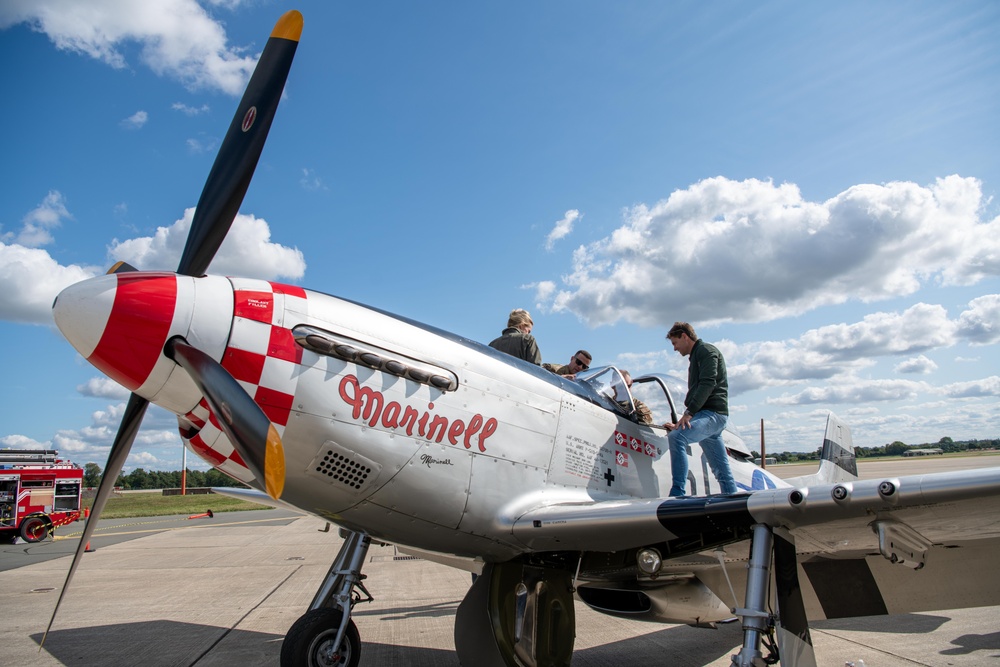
[{"xmin": 3, "ymin": 457, "xmax": 1000, "ymax": 666}]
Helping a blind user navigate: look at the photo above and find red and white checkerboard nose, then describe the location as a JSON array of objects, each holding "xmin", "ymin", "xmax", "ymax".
[
  {"xmin": 53, "ymin": 272, "xmax": 178, "ymax": 392},
  {"xmin": 54, "ymin": 273, "xmax": 235, "ymax": 413}
]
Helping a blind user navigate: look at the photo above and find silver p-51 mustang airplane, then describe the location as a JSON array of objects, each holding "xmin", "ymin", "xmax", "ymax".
[{"xmin": 45, "ymin": 11, "xmax": 1000, "ymax": 667}]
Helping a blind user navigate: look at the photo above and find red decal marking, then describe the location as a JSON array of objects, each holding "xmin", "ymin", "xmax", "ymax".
[
  {"xmin": 89, "ymin": 273, "xmax": 177, "ymax": 391},
  {"xmin": 234, "ymin": 290, "xmax": 274, "ymax": 323},
  {"xmin": 242, "ymin": 106, "xmax": 257, "ymax": 132},
  {"xmin": 337, "ymin": 374, "xmax": 498, "ymax": 452}
]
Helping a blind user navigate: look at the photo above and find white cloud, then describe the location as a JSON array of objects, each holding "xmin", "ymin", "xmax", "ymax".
[
  {"xmin": 895, "ymin": 354, "xmax": 938, "ymax": 374},
  {"xmin": 128, "ymin": 451, "xmax": 163, "ymax": 466},
  {"xmin": 768, "ymin": 378, "xmax": 930, "ymax": 406},
  {"xmin": 0, "ymin": 243, "xmax": 99, "ymax": 325},
  {"xmin": 0, "ymin": 0, "xmax": 258, "ymax": 95},
  {"xmin": 0, "ymin": 194, "xmax": 303, "ymax": 325},
  {"xmin": 956, "ymin": 294, "xmax": 1000, "ymax": 345},
  {"xmin": 172, "ymin": 102, "xmax": 210, "ymax": 116},
  {"xmin": 0, "ymin": 434, "xmax": 48, "ymax": 449},
  {"xmin": 109, "ymin": 207, "xmax": 306, "ymax": 280},
  {"xmin": 2, "ymin": 190, "xmax": 72, "ymax": 247},
  {"xmin": 797, "ymin": 304, "xmax": 956, "ymax": 360},
  {"xmin": 726, "ymin": 302, "xmax": 961, "ymax": 395},
  {"xmin": 538, "ymin": 176, "xmax": 1000, "ymax": 327},
  {"xmin": 185, "ymin": 137, "xmax": 219, "ymax": 154},
  {"xmin": 78, "ymin": 377, "xmax": 130, "ymax": 400},
  {"xmin": 545, "ymin": 209, "xmax": 580, "ymax": 251},
  {"xmin": 942, "ymin": 376, "xmax": 1000, "ymax": 398},
  {"xmin": 10, "ymin": 400, "xmax": 187, "ymax": 468},
  {"xmin": 121, "ymin": 110, "xmax": 148, "ymax": 129},
  {"xmin": 300, "ymin": 168, "xmax": 327, "ymax": 192}
]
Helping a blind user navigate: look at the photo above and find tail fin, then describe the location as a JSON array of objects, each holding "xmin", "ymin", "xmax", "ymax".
[{"xmin": 784, "ymin": 412, "xmax": 858, "ymax": 487}]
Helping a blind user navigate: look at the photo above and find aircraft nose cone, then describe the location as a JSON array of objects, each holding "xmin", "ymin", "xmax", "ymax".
[
  {"xmin": 53, "ymin": 274, "xmax": 118, "ymax": 361},
  {"xmin": 53, "ymin": 272, "xmax": 179, "ymax": 392}
]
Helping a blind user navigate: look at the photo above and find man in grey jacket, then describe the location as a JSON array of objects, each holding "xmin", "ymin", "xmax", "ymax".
[{"xmin": 663, "ymin": 321, "xmax": 737, "ymax": 496}]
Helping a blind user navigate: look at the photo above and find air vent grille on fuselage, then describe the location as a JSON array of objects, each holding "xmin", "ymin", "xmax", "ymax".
[
  {"xmin": 316, "ymin": 450, "xmax": 372, "ymax": 489},
  {"xmin": 306, "ymin": 440, "xmax": 383, "ymax": 495}
]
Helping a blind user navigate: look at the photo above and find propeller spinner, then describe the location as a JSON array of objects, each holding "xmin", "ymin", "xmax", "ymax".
[{"xmin": 43, "ymin": 10, "xmax": 303, "ymax": 647}]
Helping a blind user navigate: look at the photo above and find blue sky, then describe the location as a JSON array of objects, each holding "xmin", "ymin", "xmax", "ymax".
[{"xmin": 2, "ymin": 1, "xmax": 999, "ymax": 471}]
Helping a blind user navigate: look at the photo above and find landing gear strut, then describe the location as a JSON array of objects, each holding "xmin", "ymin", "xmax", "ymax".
[
  {"xmin": 730, "ymin": 524, "xmax": 815, "ymax": 667},
  {"xmin": 732, "ymin": 524, "xmax": 776, "ymax": 667},
  {"xmin": 281, "ymin": 529, "xmax": 373, "ymax": 667}
]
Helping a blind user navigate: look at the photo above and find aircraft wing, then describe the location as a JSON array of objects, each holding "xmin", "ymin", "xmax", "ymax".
[
  {"xmin": 510, "ymin": 466, "xmax": 1000, "ymax": 620},
  {"xmin": 510, "ymin": 466, "xmax": 1000, "ymax": 554}
]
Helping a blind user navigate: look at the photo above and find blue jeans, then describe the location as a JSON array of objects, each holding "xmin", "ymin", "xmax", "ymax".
[{"xmin": 668, "ymin": 410, "xmax": 737, "ymax": 496}]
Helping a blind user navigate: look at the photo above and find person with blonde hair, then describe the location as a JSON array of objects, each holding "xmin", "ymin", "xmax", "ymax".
[{"xmin": 488, "ymin": 308, "xmax": 542, "ymax": 365}]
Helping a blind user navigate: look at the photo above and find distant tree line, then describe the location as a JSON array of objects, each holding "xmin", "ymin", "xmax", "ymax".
[
  {"xmin": 83, "ymin": 463, "xmax": 249, "ymax": 490},
  {"xmin": 754, "ymin": 436, "xmax": 1000, "ymax": 463}
]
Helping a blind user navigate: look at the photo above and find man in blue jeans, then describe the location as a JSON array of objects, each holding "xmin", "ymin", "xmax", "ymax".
[{"xmin": 663, "ymin": 322, "xmax": 738, "ymax": 496}]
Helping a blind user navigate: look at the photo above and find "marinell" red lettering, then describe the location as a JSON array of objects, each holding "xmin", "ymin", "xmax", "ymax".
[{"xmin": 338, "ymin": 374, "xmax": 497, "ymax": 452}]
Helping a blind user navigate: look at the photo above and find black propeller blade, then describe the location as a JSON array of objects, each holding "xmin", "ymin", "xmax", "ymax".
[
  {"xmin": 42, "ymin": 393, "xmax": 149, "ymax": 647},
  {"xmin": 165, "ymin": 337, "xmax": 285, "ymax": 500},
  {"xmin": 176, "ymin": 10, "xmax": 303, "ymax": 277},
  {"xmin": 44, "ymin": 11, "xmax": 302, "ymax": 647}
]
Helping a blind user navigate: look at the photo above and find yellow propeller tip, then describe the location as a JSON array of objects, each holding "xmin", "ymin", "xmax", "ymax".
[
  {"xmin": 264, "ymin": 425, "xmax": 286, "ymax": 500},
  {"xmin": 272, "ymin": 10, "xmax": 303, "ymax": 43}
]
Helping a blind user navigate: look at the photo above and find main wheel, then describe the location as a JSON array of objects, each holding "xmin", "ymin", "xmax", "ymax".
[
  {"xmin": 280, "ymin": 608, "xmax": 361, "ymax": 667},
  {"xmin": 20, "ymin": 515, "xmax": 49, "ymax": 543}
]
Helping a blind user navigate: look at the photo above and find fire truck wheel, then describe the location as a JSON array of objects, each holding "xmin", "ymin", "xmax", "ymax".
[{"xmin": 20, "ymin": 516, "xmax": 50, "ymax": 543}]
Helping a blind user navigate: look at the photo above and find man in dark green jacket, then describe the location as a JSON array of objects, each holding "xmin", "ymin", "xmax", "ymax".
[
  {"xmin": 663, "ymin": 322, "xmax": 737, "ymax": 496},
  {"xmin": 488, "ymin": 308, "xmax": 542, "ymax": 365}
]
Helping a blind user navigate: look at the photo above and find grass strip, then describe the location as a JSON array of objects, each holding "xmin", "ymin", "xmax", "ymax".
[{"xmin": 83, "ymin": 491, "xmax": 274, "ymax": 519}]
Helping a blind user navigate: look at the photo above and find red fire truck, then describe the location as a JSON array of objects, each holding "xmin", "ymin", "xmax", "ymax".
[{"xmin": 0, "ymin": 449, "xmax": 83, "ymax": 544}]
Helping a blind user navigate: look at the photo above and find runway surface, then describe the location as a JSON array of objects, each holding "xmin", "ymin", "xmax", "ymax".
[{"xmin": 3, "ymin": 456, "xmax": 999, "ymax": 666}]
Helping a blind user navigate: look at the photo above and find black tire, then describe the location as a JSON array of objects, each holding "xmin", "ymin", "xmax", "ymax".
[
  {"xmin": 280, "ymin": 608, "xmax": 361, "ymax": 667},
  {"xmin": 20, "ymin": 515, "xmax": 49, "ymax": 543}
]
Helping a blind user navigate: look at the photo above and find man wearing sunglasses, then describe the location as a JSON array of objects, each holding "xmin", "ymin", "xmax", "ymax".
[{"xmin": 544, "ymin": 350, "xmax": 592, "ymax": 379}]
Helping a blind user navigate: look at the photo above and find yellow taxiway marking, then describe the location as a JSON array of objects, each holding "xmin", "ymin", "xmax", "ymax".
[{"xmin": 54, "ymin": 515, "xmax": 296, "ymax": 540}]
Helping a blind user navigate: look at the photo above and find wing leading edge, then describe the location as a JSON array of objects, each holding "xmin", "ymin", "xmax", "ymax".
[{"xmin": 510, "ymin": 465, "xmax": 1000, "ymax": 622}]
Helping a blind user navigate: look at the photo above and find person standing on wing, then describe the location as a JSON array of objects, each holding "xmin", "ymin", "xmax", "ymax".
[{"xmin": 663, "ymin": 322, "xmax": 738, "ymax": 496}]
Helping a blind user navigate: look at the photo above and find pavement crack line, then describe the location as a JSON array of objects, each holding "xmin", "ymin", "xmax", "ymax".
[
  {"xmin": 811, "ymin": 628, "xmax": 935, "ymax": 666},
  {"xmin": 187, "ymin": 564, "xmax": 304, "ymax": 666}
]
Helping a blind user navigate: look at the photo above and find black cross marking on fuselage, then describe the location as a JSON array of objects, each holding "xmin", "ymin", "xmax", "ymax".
[{"xmin": 604, "ymin": 468, "xmax": 615, "ymax": 486}]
